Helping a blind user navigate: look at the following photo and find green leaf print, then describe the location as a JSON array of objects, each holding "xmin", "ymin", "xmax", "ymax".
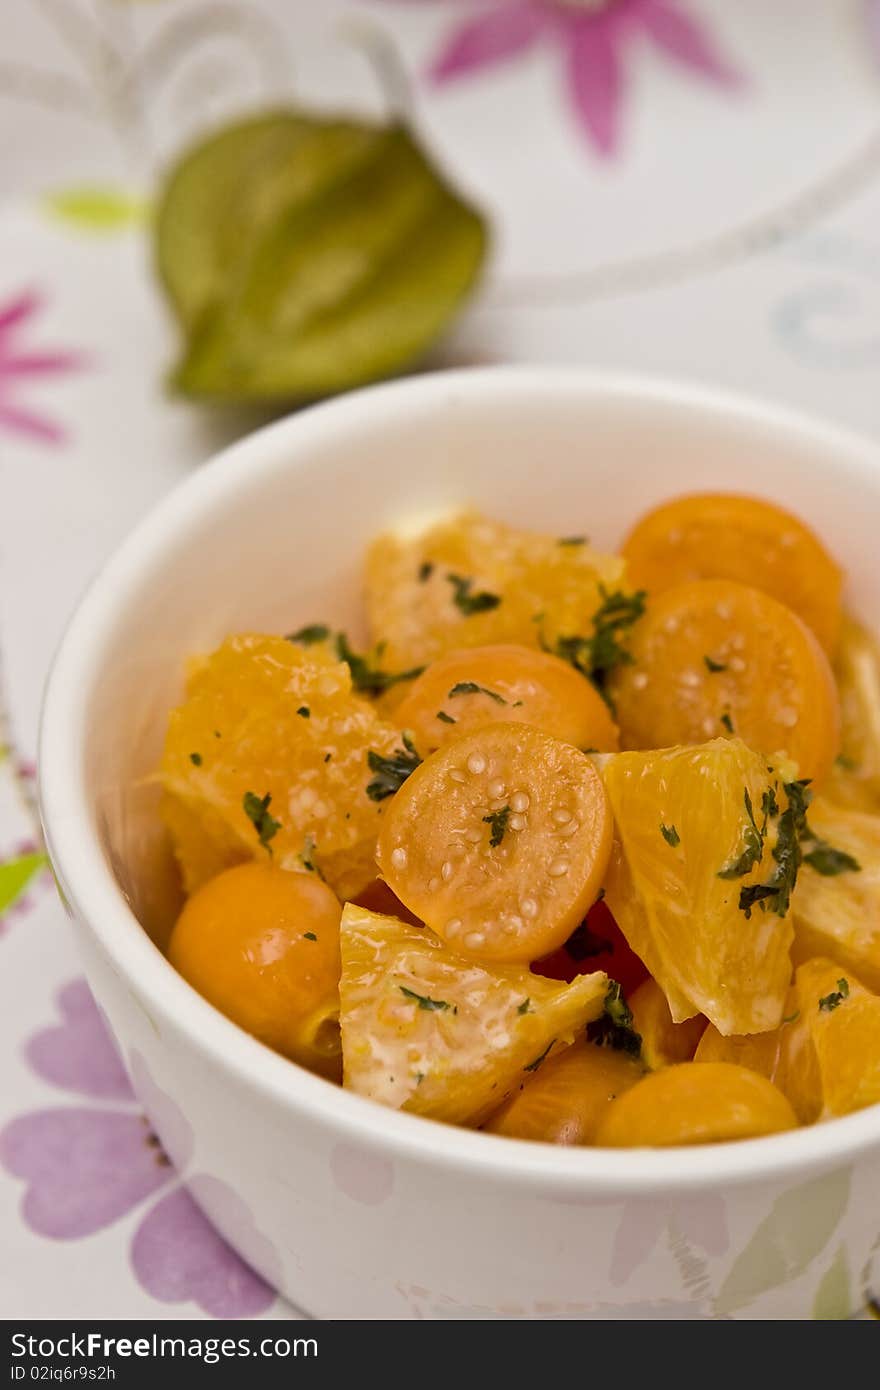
[
  {"xmin": 45, "ymin": 188, "xmax": 150, "ymax": 232},
  {"xmin": 0, "ymin": 851, "xmax": 48, "ymax": 917},
  {"xmin": 714, "ymin": 1168, "xmax": 850, "ymax": 1315},
  {"xmin": 812, "ymin": 1245, "xmax": 851, "ymax": 1320}
]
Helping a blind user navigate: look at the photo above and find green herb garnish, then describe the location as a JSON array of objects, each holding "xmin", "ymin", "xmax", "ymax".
[
  {"xmin": 303, "ymin": 932, "xmax": 317, "ymax": 941},
  {"xmin": 366, "ymin": 734, "xmax": 422, "ymax": 801},
  {"xmin": 288, "ymin": 624, "xmax": 330, "ymax": 646},
  {"xmin": 660, "ymin": 823, "xmax": 680, "ymax": 848},
  {"xmin": 718, "ymin": 789, "xmax": 765, "ymax": 880},
  {"xmin": 483, "ymin": 804, "xmax": 511, "ymax": 848},
  {"xmin": 448, "ymin": 680, "xmax": 507, "ymax": 705},
  {"xmin": 586, "ymin": 982, "xmax": 642, "ymax": 1058},
  {"xmin": 436, "ymin": 710, "xmax": 456, "ymax": 724},
  {"xmin": 400, "ymin": 986, "xmax": 451, "ymax": 1012},
  {"xmin": 781, "ymin": 1010, "xmax": 800, "ymax": 1025},
  {"xmin": 545, "ymin": 585, "xmax": 646, "ymax": 709},
  {"xmin": 517, "ymin": 998, "xmax": 531, "ymax": 1015},
  {"xmin": 738, "ymin": 779, "xmax": 811, "ymax": 920},
  {"xmin": 243, "ymin": 791, "xmax": 281, "ymax": 853},
  {"xmin": 335, "ymin": 632, "xmax": 424, "ymax": 697},
  {"xmin": 803, "ymin": 843, "xmax": 861, "ymax": 876},
  {"xmin": 296, "ymin": 706, "xmax": 310, "ymax": 718},
  {"xmin": 558, "ymin": 536, "xmax": 586, "ymax": 547},
  {"xmin": 818, "ymin": 978, "xmax": 850, "ymax": 1012},
  {"xmin": 189, "ymin": 752, "xmax": 202, "ymax": 766},
  {"xmin": 704, "ymin": 655, "xmax": 727, "ymax": 673},
  {"xmin": 297, "ymin": 833, "xmax": 325, "ymax": 878},
  {"xmin": 720, "ymin": 711, "xmax": 735, "ymax": 734},
  {"xmin": 524, "ymin": 1039, "xmax": 555, "ymax": 1073},
  {"xmin": 418, "ymin": 561, "xmax": 434, "ymax": 582},
  {"xmin": 564, "ymin": 919, "xmax": 613, "ymax": 962},
  {"xmin": 447, "ymin": 573, "xmax": 502, "ymax": 616}
]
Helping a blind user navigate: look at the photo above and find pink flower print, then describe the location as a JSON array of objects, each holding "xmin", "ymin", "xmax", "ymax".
[
  {"xmin": 383, "ymin": 0, "xmax": 743, "ymax": 157},
  {"xmin": 0, "ymin": 979, "xmax": 276, "ymax": 1318},
  {"xmin": 0, "ymin": 290, "xmax": 86, "ymax": 444}
]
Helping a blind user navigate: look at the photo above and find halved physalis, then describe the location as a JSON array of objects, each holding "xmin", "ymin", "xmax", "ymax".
[
  {"xmin": 595, "ymin": 1062, "xmax": 798, "ymax": 1147},
  {"xmin": 791, "ymin": 795, "xmax": 878, "ymax": 992},
  {"xmin": 376, "ymin": 722, "xmax": 613, "ymax": 963},
  {"xmin": 483, "ymin": 1038, "xmax": 643, "ymax": 1145},
  {"xmin": 791, "ymin": 957, "xmax": 880, "ymax": 1117},
  {"xmin": 621, "ymin": 492, "xmax": 843, "ymax": 653},
  {"xmin": 160, "ymin": 633, "xmax": 403, "ymax": 896},
  {"xmin": 628, "ymin": 978, "xmax": 706, "ymax": 1068},
  {"xmin": 365, "ymin": 510, "xmax": 624, "ymax": 675},
  {"xmin": 168, "ymin": 863, "xmax": 342, "ymax": 1079},
  {"xmin": 393, "ymin": 644, "xmax": 619, "ymax": 757},
  {"xmin": 609, "ymin": 579, "xmax": 840, "ymax": 787},
  {"xmin": 338, "ymin": 903, "xmax": 607, "ymax": 1125},
  {"xmin": 602, "ymin": 739, "xmax": 798, "ymax": 1034},
  {"xmin": 826, "ymin": 617, "xmax": 880, "ymax": 812}
]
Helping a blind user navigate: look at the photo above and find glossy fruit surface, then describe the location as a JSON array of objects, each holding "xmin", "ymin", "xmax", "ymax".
[
  {"xmin": 791, "ymin": 796, "xmax": 880, "ymax": 992},
  {"xmin": 610, "ymin": 580, "xmax": 839, "ymax": 787},
  {"xmin": 168, "ymin": 862, "xmax": 342, "ymax": 1077},
  {"xmin": 338, "ymin": 904, "xmax": 607, "ymax": 1125},
  {"xmin": 621, "ymin": 492, "xmax": 842, "ymax": 652},
  {"xmin": 366, "ymin": 510, "xmax": 623, "ymax": 675},
  {"xmin": 483, "ymin": 1038, "xmax": 643, "ymax": 1144},
  {"xmin": 393, "ymin": 644, "xmax": 618, "ymax": 757},
  {"xmin": 603, "ymin": 740, "xmax": 795, "ymax": 1034},
  {"xmin": 793, "ymin": 957, "xmax": 880, "ymax": 1117},
  {"xmin": 595, "ymin": 1062, "xmax": 798, "ymax": 1147},
  {"xmin": 377, "ymin": 723, "xmax": 613, "ymax": 962},
  {"xmin": 628, "ymin": 978, "xmax": 706, "ymax": 1068},
  {"xmin": 160, "ymin": 633, "xmax": 402, "ymax": 897}
]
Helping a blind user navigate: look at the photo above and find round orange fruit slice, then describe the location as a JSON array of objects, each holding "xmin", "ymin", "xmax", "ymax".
[
  {"xmin": 393, "ymin": 644, "xmax": 619, "ymax": 757},
  {"xmin": 376, "ymin": 722, "xmax": 613, "ymax": 963},
  {"xmin": 621, "ymin": 492, "xmax": 843, "ymax": 653},
  {"xmin": 595, "ymin": 1062, "xmax": 798, "ymax": 1147},
  {"xmin": 609, "ymin": 579, "xmax": 840, "ymax": 786}
]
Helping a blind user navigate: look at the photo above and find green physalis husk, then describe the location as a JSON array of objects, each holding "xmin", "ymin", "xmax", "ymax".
[{"xmin": 155, "ymin": 112, "xmax": 488, "ymax": 402}]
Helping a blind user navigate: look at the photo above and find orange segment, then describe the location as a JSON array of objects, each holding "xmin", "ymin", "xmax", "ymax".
[
  {"xmin": 595, "ymin": 1062, "xmax": 798, "ymax": 1147},
  {"xmin": 628, "ymin": 978, "xmax": 706, "ymax": 1068},
  {"xmin": 338, "ymin": 904, "xmax": 607, "ymax": 1125},
  {"xmin": 483, "ymin": 1038, "xmax": 643, "ymax": 1144},
  {"xmin": 602, "ymin": 740, "xmax": 796, "ymax": 1034},
  {"xmin": 168, "ymin": 863, "xmax": 342, "ymax": 1078},
  {"xmin": 160, "ymin": 634, "xmax": 402, "ymax": 896},
  {"xmin": 825, "ymin": 616, "xmax": 880, "ymax": 812},
  {"xmin": 366, "ymin": 510, "xmax": 623, "ymax": 674},
  {"xmin": 621, "ymin": 492, "xmax": 843, "ymax": 653},
  {"xmin": 692, "ymin": 989, "xmax": 821, "ymax": 1123},
  {"xmin": 609, "ymin": 580, "xmax": 840, "ymax": 787},
  {"xmin": 791, "ymin": 796, "xmax": 879, "ymax": 992},
  {"xmin": 393, "ymin": 644, "xmax": 619, "ymax": 757},
  {"xmin": 793, "ymin": 958, "xmax": 880, "ymax": 1117},
  {"xmin": 376, "ymin": 722, "xmax": 613, "ymax": 963}
]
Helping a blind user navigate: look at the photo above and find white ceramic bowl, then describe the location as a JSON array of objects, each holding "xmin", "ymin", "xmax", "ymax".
[{"xmin": 40, "ymin": 368, "xmax": 880, "ymax": 1320}]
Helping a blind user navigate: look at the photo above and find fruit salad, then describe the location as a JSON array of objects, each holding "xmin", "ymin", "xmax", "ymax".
[{"xmin": 159, "ymin": 493, "xmax": 880, "ymax": 1147}]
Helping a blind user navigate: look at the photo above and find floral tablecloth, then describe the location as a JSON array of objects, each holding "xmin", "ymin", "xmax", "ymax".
[{"xmin": 2, "ymin": 0, "xmax": 880, "ymax": 1320}]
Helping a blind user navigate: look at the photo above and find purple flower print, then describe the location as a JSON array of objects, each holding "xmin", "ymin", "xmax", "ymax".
[
  {"xmin": 0, "ymin": 290, "xmax": 86, "ymax": 444},
  {"xmin": 374, "ymin": 0, "xmax": 743, "ymax": 156},
  {"xmin": 0, "ymin": 979, "xmax": 275, "ymax": 1318}
]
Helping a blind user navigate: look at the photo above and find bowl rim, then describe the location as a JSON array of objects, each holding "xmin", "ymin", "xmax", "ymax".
[{"xmin": 39, "ymin": 365, "xmax": 880, "ymax": 1195}]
